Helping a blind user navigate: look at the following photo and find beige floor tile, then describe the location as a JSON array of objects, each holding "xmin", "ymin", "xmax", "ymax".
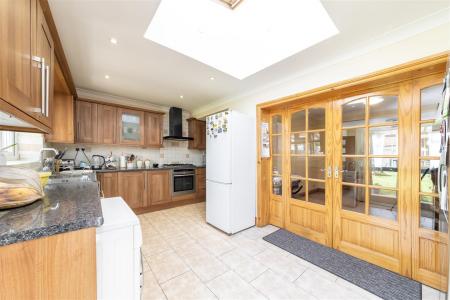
[
  {"xmin": 422, "ymin": 285, "xmax": 443, "ymax": 300},
  {"xmin": 147, "ymin": 250, "xmax": 190, "ymax": 284},
  {"xmin": 220, "ymin": 249, "xmax": 252, "ymax": 268},
  {"xmin": 251, "ymin": 269, "xmax": 316, "ymax": 300},
  {"xmin": 220, "ymin": 249, "xmax": 267, "ymax": 282},
  {"xmin": 198, "ymin": 236, "xmax": 235, "ymax": 257},
  {"xmin": 255, "ymin": 249, "xmax": 307, "ymax": 282},
  {"xmin": 233, "ymin": 258, "xmax": 268, "ymax": 283},
  {"xmin": 184, "ymin": 253, "xmax": 229, "ymax": 282},
  {"xmin": 207, "ymin": 271, "xmax": 266, "ymax": 300},
  {"xmin": 161, "ymin": 271, "xmax": 217, "ymax": 300},
  {"xmin": 142, "ymin": 239, "xmax": 172, "ymax": 256},
  {"xmin": 230, "ymin": 236, "xmax": 267, "ymax": 257},
  {"xmin": 295, "ymin": 269, "xmax": 366, "ymax": 300},
  {"xmin": 142, "ymin": 271, "xmax": 167, "ymax": 300}
]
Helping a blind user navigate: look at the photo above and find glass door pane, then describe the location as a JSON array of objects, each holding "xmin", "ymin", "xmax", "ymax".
[
  {"xmin": 271, "ymin": 114, "xmax": 283, "ymax": 196},
  {"xmin": 290, "ymin": 107, "xmax": 326, "ymax": 205},
  {"xmin": 418, "ymin": 84, "xmax": 446, "ymax": 232},
  {"xmin": 340, "ymin": 95, "xmax": 400, "ymax": 221}
]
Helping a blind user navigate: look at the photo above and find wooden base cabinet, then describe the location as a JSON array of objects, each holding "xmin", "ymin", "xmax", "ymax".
[
  {"xmin": 118, "ymin": 171, "xmax": 146, "ymax": 209},
  {"xmin": 196, "ymin": 168, "xmax": 206, "ymax": 201},
  {"xmin": 0, "ymin": 228, "xmax": 96, "ymax": 300},
  {"xmin": 146, "ymin": 171, "xmax": 171, "ymax": 205},
  {"xmin": 98, "ymin": 172, "xmax": 118, "ymax": 198}
]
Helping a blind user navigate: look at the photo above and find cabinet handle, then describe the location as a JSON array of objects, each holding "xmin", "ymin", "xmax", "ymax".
[
  {"xmin": 31, "ymin": 56, "xmax": 46, "ymax": 114},
  {"xmin": 45, "ymin": 64, "xmax": 50, "ymax": 117},
  {"xmin": 40, "ymin": 58, "xmax": 46, "ymax": 115}
]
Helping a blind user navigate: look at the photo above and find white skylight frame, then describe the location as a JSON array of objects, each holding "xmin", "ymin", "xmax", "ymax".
[{"xmin": 144, "ymin": 0, "xmax": 338, "ymax": 80}]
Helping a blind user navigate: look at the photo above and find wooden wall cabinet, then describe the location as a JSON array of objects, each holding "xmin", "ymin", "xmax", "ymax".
[
  {"xmin": 188, "ymin": 118, "xmax": 206, "ymax": 150},
  {"xmin": 0, "ymin": 0, "xmax": 36, "ymax": 113},
  {"xmin": 0, "ymin": 0, "xmax": 55, "ymax": 131},
  {"xmin": 32, "ymin": 0, "xmax": 54, "ymax": 127},
  {"xmin": 46, "ymin": 58, "xmax": 74, "ymax": 143},
  {"xmin": 117, "ymin": 171, "xmax": 146, "ymax": 209},
  {"xmin": 145, "ymin": 112, "xmax": 163, "ymax": 148},
  {"xmin": 117, "ymin": 108, "xmax": 145, "ymax": 146},
  {"xmin": 146, "ymin": 170, "xmax": 171, "ymax": 205},
  {"xmin": 98, "ymin": 172, "xmax": 118, "ymax": 198},
  {"xmin": 76, "ymin": 100, "xmax": 98, "ymax": 143},
  {"xmin": 97, "ymin": 104, "xmax": 117, "ymax": 144}
]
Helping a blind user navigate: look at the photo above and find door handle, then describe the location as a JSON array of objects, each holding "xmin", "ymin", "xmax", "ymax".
[{"xmin": 320, "ymin": 167, "xmax": 332, "ymax": 178}]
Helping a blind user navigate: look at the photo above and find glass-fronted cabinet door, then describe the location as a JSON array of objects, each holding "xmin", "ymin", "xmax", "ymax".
[
  {"xmin": 269, "ymin": 112, "xmax": 285, "ymax": 227},
  {"xmin": 411, "ymin": 74, "xmax": 448, "ymax": 291},
  {"xmin": 117, "ymin": 108, "xmax": 145, "ymax": 146}
]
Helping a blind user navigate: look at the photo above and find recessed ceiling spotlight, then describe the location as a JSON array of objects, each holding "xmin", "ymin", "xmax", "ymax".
[
  {"xmin": 110, "ymin": 38, "xmax": 118, "ymax": 45},
  {"xmin": 179, "ymin": 95, "xmax": 184, "ymax": 99},
  {"xmin": 209, "ymin": 76, "xmax": 215, "ymax": 81},
  {"xmin": 104, "ymin": 75, "xmax": 110, "ymax": 79}
]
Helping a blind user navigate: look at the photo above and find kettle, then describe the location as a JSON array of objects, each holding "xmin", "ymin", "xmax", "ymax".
[{"xmin": 91, "ymin": 155, "xmax": 105, "ymax": 170}]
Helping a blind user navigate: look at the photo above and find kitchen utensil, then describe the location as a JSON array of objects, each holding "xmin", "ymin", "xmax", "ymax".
[
  {"xmin": 91, "ymin": 155, "xmax": 106, "ymax": 170},
  {"xmin": 153, "ymin": 163, "xmax": 159, "ymax": 168}
]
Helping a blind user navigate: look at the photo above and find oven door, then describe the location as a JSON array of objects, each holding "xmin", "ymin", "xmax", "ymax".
[{"xmin": 173, "ymin": 173, "xmax": 196, "ymax": 195}]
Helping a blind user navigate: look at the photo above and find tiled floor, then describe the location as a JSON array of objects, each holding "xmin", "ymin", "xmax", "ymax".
[{"xmin": 138, "ymin": 202, "xmax": 446, "ymax": 300}]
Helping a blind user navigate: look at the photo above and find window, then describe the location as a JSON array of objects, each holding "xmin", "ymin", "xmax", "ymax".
[
  {"xmin": 0, "ymin": 131, "xmax": 43, "ymax": 164},
  {"xmin": 0, "ymin": 131, "xmax": 17, "ymax": 160}
]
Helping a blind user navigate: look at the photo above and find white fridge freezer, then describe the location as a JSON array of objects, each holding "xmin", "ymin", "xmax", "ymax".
[{"xmin": 206, "ymin": 110, "xmax": 256, "ymax": 234}]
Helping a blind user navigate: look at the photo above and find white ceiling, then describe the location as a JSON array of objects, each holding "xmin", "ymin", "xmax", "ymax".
[{"xmin": 49, "ymin": 0, "xmax": 450, "ymax": 112}]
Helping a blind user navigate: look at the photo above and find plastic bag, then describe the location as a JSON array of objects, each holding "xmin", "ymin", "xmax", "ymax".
[{"xmin": 0, "ymin": 167, "xmax": 44, "ymax": 209}]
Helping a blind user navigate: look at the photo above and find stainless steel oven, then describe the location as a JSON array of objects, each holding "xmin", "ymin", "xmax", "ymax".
[{"xmin": 172, "ymin": 168, "xmax": 196, "ymax": 196}]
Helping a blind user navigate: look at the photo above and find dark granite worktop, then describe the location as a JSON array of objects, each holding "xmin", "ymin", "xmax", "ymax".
[
  {"xmin": 0, "ymin": 181, "xmax": 103, "ymax": 247},
  {"xmin": 96, "ymin": 165, "xmax": 205, "ymax": 173}
]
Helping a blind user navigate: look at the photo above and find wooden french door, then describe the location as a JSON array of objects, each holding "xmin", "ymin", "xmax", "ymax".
[
  {"xmin": 332, "ymin": 85, "xmax": 411, "ymax": 274},
  {"xmin": 411, "ymin": 74, "xmax": 448, "ymax": 291},
  {"xmin": 284, "ymin": 101, "xmax": 334, "ymax": 246},
  {"xmin": 266, "ymin": 75, "xmax": 448, "ymax": 290}
]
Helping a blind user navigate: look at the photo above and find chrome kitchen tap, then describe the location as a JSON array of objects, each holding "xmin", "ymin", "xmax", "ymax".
[{"xmin": 40, "ymin": 148, "xmax": 59, "ymax": 172}]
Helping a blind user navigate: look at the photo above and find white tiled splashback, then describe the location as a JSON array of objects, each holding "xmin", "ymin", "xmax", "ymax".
[
  {"xmin": 47, "ymin": 142, "xmax": 205, "ymax": 166},
  {"xmin": 47, "ymin": 90, "xmax": 205, "ymax": 166}
]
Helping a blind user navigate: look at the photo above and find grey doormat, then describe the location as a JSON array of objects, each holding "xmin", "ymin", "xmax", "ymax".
[{"xmin": 263, "ymin": 229, "xmax": 421, "ymax": 300}]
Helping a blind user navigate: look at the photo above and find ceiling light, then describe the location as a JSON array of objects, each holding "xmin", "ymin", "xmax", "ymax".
[
  {"xmin": 209, "ymin": 77, "xmax": 215, "ymax": 81},
  {"xmin": 144, "ymin": 0, "xmax": 338, "ymax": 79},
  {"xmin": 104, "ymin": 75, "xmax": 110, "ymax": 79},
  {"xmin": 110, "ymin": 38, "xmax": 118, "ymax": 45},
  {"xmin": 179, "ymin": 95, "xmax": 184, "ymax": 99}
]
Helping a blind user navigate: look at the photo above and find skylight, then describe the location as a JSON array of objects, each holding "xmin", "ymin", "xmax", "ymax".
[{"xmin": 144, "ymin": 0, "xmax": 338, "ymax": 80}]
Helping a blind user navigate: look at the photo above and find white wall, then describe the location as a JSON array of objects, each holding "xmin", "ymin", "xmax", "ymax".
[
  {"xmin": 193, "ymin": 23, "xmax": 450, "ymax": 118},
  {"xmin": 191, "ymin": 22, "xmax": 450, "ymax": 213},
  {"xmin": 47, "ymin": 89, "xmax": 205, "ymax": 166}
]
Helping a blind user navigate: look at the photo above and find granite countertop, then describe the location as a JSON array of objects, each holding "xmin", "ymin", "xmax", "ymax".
[
  {"xmin": 0, "ymin": 181, "xmax": 103, "ymax": 247},
  {"xmin": 96, "ymin": 165, "xmax": 206, "ymax": 173}
]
